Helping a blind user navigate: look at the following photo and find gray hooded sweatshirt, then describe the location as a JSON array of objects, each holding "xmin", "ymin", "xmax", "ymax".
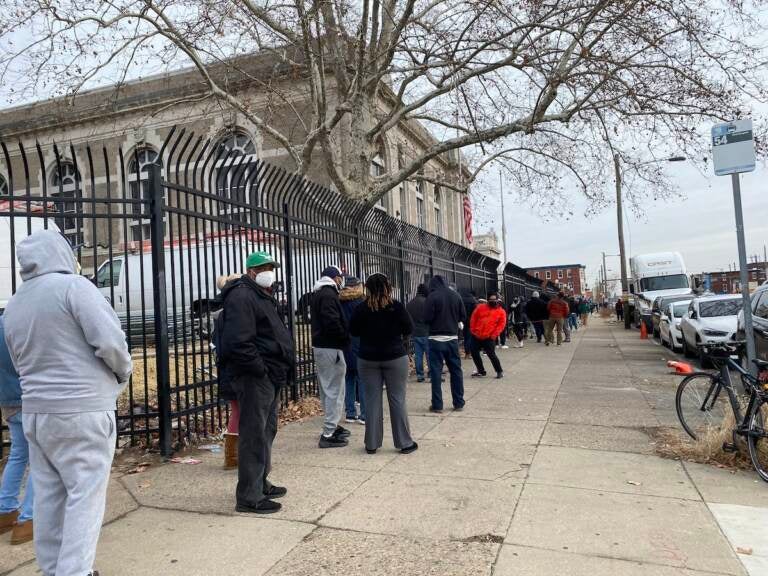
[{"xmin": 3, "ymin": 230, "xmax": 132, "ymax": 414}]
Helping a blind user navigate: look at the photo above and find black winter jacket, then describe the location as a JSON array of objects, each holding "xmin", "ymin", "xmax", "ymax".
[
  {"xmin": 424, "ymin": 276, "xmax": 466, "ymax": 337},
  {"xmin": 406, "ymin": 295, "xmax": 430, "ymax": 337},
  {"xmin": 350, "ymin": 300, "xmax": 414, "ymax": 361},
  {"xmin": 310, "ymin": 278, "xmax": 350, "ymax": 349},
  {"xmin": 525, "ymin": 297, "xmax": 549, "ymax": 322},
  {"xmin": 219, "ymin": 276, "xmax": 294, "ymax": 387}
]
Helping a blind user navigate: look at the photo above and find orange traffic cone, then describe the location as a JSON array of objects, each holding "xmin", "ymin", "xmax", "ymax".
[
  {"xmin": 640, "ymin": 321, "xmax": 648, "ymax": 340},
  {"xmin": 667, "ymin": 360, "xmax": 694, "ymax": 375}
]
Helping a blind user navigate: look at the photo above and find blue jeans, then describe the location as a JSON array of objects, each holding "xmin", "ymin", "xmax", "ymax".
[
  {"xmin": 568, "ymin": 313, "xmax": 578, "ymax": 330},
  {"xmin": 428, "ymin": 339, "xmax": 464, "ymax": 410},
  {"xmin": 0, "ymin": 412, "xmax": 34, "ymax": 523},
  {"xmin": 344, "ymin": 369, "xmax": 366, "ymax": 420},
  {"xmin": 413, "ymin": 336, "xmax": 429, "ymax": 379}
]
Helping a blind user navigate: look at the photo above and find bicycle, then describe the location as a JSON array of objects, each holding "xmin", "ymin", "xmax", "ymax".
[{"xmin": 674, "ymin": 341, "xmax": 768, "ymax": 482}]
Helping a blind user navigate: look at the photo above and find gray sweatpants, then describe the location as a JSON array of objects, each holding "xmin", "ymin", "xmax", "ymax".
[
  {"xmin": 314, "ymin": 348, "xmax": 346, "ymax": 437},
  {"xmin": 23, "ymin": 412, "xmax": 116, "ymax": 576},
  {"xmin": 358, "ymin": 356, "xmax": 414, "ymax": 450}
]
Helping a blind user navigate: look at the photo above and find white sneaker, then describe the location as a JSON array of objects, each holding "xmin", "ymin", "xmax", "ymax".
[
  {"xmin": 345, "ymin": 417, "xmax": 357, "ymax": 423},
  {"xmin": 501, "ymin": 345, "xmax": 509, "ymax": 349}
]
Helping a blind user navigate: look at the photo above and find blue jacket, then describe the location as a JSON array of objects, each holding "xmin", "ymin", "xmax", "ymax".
[{"xmin": 0, "ymin": 317, "xmax": 22, "ymax": 408}]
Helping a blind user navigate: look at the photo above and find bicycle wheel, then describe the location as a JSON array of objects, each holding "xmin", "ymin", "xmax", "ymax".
[
  {"xmin": 747, "ymin": 400, "xmax": 768, "ymax": 483},
  {"xmin": 675, "ymin": 372, "xmax": 728, "ymax": 440}
]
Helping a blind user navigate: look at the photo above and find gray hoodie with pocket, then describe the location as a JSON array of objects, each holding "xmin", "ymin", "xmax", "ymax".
[{"xmin": 3, "ymin": 230, "xmax": 132, "ymax": 414}]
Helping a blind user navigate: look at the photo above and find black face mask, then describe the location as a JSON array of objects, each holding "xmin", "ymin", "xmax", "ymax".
[{"xmin": 489, "ymin": 301, "xmax": 498, "ymax": 307}]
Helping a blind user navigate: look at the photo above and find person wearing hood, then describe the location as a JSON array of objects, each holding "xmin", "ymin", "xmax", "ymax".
[
  {"xmin": 525, "ymin": 291, "xmax": 548, "ymax": 343},
  {"xmin": 424, "ymin": 275, "xmax": 467, "ymax": 412},
  {"xmin": 459, "ymin": 289, "xmax": 478, "ymax": 358},
  {"xmin": 3, "ymin": 230, "xmax": 132, "ymax": 576},
  {"xmin": 406, "ymin": 284, "xmax": 430, "ymax": 382},
  {"xmin": 339, "ymin": 276, "xmax": 366, "ymax": 424},
  {"xmin": 311, "ymin": 265, "xmax": 352, "ymax": 448},
  {"xmin": 0, "ymin": 316, "xmax": 33, "ymax": 545},
  {"xmin": 213, "ymin": 273, "xmax": 242, "ymax": 470},
  {"xmin": 218, "ymin": 252, "xmax": 294, "ymax": 514}
]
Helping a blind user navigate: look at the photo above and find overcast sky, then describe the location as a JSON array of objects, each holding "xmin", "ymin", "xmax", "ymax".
[{"xmin": 473, "ymin": 156, "xmax": 768, "ymax": 293}]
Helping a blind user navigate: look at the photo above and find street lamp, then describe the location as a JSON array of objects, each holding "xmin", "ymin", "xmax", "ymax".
[{"xmin": 614, "ymin": 154, "xmax": 686, "ymax": 329}]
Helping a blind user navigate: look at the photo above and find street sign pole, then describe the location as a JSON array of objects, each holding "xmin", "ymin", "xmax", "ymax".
[
  {"xmin": 712, "ymin": 118, "xmax": 757, "ymax": 374},
  {"xmin": 731, "ymin": 173, "xmax": 757, "ymax": 373}
]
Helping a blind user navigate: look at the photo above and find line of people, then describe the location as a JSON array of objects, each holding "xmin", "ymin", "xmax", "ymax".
[{"xmin": 524, "ymin": 290, "xmax": 593, "ymax": 346}]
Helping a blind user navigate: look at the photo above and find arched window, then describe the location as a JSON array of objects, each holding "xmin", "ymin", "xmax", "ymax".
[
  {"xmin": 49, "ymin": 161, "xmax": 82, "ymax": 245},
  {"xmin": 128, "ymin": 148, "xmax": 164, "ymax": 241},
  {"xmin": 215, "ymin": 129, "xmax": 256, "ymax": 223},
  {"xmin": 433, "ymin": 185, "xmax": 442, "ymax": 237},
  {"xmin": 371, "ymin": 152, "xmax": 387, "ymax": 212}
]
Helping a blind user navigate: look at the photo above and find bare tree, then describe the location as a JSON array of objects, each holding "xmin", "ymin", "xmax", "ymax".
[{"xmin": 0, "ymin": 0, "xmax": 764, "ymax": 206}]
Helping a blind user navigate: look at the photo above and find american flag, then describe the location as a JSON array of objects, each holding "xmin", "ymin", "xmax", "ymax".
[{"xmin": 463, "ymin": 195, "xmax": 473, "ymax": 244}]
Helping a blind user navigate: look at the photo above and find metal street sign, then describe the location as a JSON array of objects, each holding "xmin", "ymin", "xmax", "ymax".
[{"xmin": 712, "ymin": 119, "xmax": 755, "ymax": 176}]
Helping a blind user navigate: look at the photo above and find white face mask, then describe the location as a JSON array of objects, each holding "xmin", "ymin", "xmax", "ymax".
[{"xmin": 254, "ymin": 270, "xmax": 275, "ymax": 289}]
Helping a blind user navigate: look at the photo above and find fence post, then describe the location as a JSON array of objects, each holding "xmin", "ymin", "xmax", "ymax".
[
  {"xmin": 354, "ymin": 227, "xmax": 363, "ymax": 278},
  {"xmin": 451, "ymin": 257, "xmax": 457, "ymax": 286},
  {"xmin": 283, "ymin": 201, "xmax": 298, "ymax": 402},
  {"xmin": 428, "ymin": 249, "xmax": 434, "ymax": 277},
  {"xmin": 148, "ymin": 164, "xmax": 172, "ymax": 457},
  {"xmin": 398, "ymin": 239, "xmax": 406, "ymax": 301}
]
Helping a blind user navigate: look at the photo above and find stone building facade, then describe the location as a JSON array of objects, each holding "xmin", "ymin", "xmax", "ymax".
[{"xmin": 0, "ymin": 54, "xmax": 473, "ymax": 267}]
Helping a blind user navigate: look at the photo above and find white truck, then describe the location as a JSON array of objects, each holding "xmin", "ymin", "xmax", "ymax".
[
  {"xmin": 0, "ymin": 202, "xmax": 60, "ymax": 311},
  {"xmin": 629, "ymin": 252, "xmax": 692, "ymax": 331}
]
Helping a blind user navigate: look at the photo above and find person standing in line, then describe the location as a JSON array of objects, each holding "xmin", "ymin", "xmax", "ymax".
[
  {"xmin": 497, "ymin": 296, "xmax": 510, "ymax": 349},
  {"xmin": 218, "ymin": 252, "xmax": 293, "ymax": 514},
  {"xmin": 469, "ymin": 292, "xmax": 507, "ymax": 379},
  {"xmin": 311, "ymin": 265, "xmax": 352, "ymax": 448},
  {"xmin": 545, "ymin": 292, "xmax": 570, "ymax": 346},
  {"xmin": 567, "ymin": 296, "xmax": 579, "ymax": 332},
  {"xmin": 406, "ymin": 284, "xmax": 430, "ymax": 383},
  {"xmin": 509, "ymin": 296, "xmax": 527, "ymax": 348},
  {"xmin": 459, "ymin": 289, "xmax": 477, "ymax": 358},
  {"xmin": 214, "ymin": 273, "xmax": 243, "ymax": 470},
  {"xmin": 340, "ymin": 277, "xmax": 366, "ymax": 425},
  {"xmin": 615, "ymin": 299, "xmax": 624, "ymax": 321},
  {"xmin": 350, "ymin": 273, "xmax": 418, "ymax": 455},
  {"xmin": 425, "ymin": 275, "xmax": 467, "ymax": 413},
  {"xmin": 4, "ymin": 230, "xmax": 133, "ymax": 576},
  {"xmin": 525, "ymin": 291, "xmax": 548, "ymax": 343},
  {"xmin": 0, "ymin": 316, "xmax": 33, "ymax": 545},
  {"xmin": 579, "ymin": 298, "xmax": 591, "ymax": 327}
]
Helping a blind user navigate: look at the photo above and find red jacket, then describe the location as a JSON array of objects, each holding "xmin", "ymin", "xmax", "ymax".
[
  {"xmin": 547, "ymin": 299, "xmax": 570, "ymax": 319},
  {"xmin": 470, "ymin": 303, "xmax": 507, "ymax": 340}
]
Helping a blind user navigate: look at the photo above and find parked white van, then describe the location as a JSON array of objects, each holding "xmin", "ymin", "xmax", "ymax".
[{"xmin": 629, "ymin": 252, "xmax": 692, "ymax": 331}]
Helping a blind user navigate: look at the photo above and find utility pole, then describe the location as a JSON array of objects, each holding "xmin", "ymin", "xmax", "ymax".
[
  {"xmin": 613, "ymin": 154, "xmax": 629, "ymax": 296},
  {"xmin": 499, "ymin": 171, "xmax": 508, "ymax": 263},
  {"xmin": 602, "ymin": 251, "xmax": 608, "ymax": 305}
]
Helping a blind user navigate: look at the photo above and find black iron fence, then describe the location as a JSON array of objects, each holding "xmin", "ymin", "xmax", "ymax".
[{"xmin": 1, "ymin": 127, "xmax": 537, "ymax": 456}]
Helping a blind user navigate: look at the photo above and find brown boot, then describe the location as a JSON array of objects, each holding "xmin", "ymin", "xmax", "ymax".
[
  {"xmin": 223, "ymin": 433, "xmax": 238, "ymax": 469},
  {"xmin": 0, "ymin": 510, "xmax": 19, "ymax": 534},
  {"xmin": 10, "ymin": 520, "xmax": 33, "ymax": 545}
]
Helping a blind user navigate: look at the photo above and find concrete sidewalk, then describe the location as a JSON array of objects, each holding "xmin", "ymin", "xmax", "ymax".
[{"xmin": 2, "ymin": 320, "xmax": 765, "ymax": 575}]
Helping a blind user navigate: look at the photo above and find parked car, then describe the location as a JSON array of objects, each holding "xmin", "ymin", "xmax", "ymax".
[
  {"xmin": 652, "ymin": 294, "xmax": 695, "ymax": 338},
  {"xmin": 737, "ymin": 284, "xmax": 768, "ymax": 361},
  {"xmin": 659, "ymin": 299, "xmax": 692, "ymax": 352},
  {"xmin": 681, "ymin": 295, "xmax": 742, "ymax": 364}
]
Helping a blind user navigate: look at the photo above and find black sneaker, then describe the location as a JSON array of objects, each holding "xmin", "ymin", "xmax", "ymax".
[
  {"xmin": 319, "ymin": 434, "xmax": 349, "ymax": 448},
  {"xmin": 428, "ymin": 406, "xmax": 443, "ymax": 414},
  {"xmin": 333, "ymin": 426, "xmax": 351, "ymax": 438},
  {"xmin": 236, "ymin": 499, "xmax": 282, "ymax": 514},
  {"xmin": 453, "ymin": 405, "xmax": 464, "ymax": 412},
  {"xmin": 401, "ymin": 442, "xmax": 419, "ymax": 454},
  {"xmin": 495, "ymin": 372, "xmax": 504, "ymax": 379},
  {"xmin": 416, "ymin": 377, "xmax": 425, "ymax": 383},
  {"xmin": 264, "ymin": 485, "xmax": 287, "ymax": 499},
  {"xmin": 471, "ymin": 372, "xmax": 487, "ymax": 378},
  {"xmin": 366, "ymin": 448, "xmax": 377, "ymax": 454}
]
